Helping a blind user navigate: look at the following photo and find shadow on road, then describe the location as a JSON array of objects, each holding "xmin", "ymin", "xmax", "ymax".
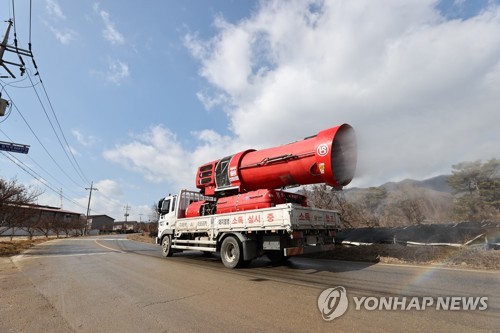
[{"xmin": 169, "ymin": 250, "xmax": 377, "ymax": 274}]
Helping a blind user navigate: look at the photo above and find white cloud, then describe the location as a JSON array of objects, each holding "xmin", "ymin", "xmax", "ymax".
[
  {"xmin": 48, "ymin": 25, "xmax": 76, "ymax": 44},
  {"xmin": 94, "ymin": 179, "xmax": 123, "ymax": 197},
  {"xmin": 196, "ymin": 91, "xmax": 230, "ymax": 110},
  {"xmin": 67, "ymin": 145, "xmax": 79, "ymax": 157},
  {"xmin": 72, "ymin": 129, "xmax": 98, "ymax": 146},
  {"xmin": 45, "ymin": 0, "xmax": 66, "ymax": 20},
  {"xmin": 108, "ymin": 1, "xmax": 500, "ymax": 189},
  {"xmin": 103, "ymin": 126, "xmax": 190, "ymax": 187},
  {"xmin": 44, "ymin": 1, "xmax": 75, "ymax": 44},
  {"xmin": 102, "ymin": 125, "xmax": 238, "ymax": 190},
  {"xmin": 183, "ymin": 0, "xmax": 500, "ymax": 187},
  {"xmin": 106, "ymin": 58, "xmax": 130, "ymax": 84},
  {"xmin": 90, "ymin": 58, "xmax": 130, "ymax": 84},
  {"xmin": 94, "ymin": 3, "xmax": 125, "ymax": 45}
]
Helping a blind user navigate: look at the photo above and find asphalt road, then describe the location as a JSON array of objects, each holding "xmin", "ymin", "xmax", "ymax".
[{"xmin": 1, "ymin": 234, "xmax": 499, "ymax": 332}]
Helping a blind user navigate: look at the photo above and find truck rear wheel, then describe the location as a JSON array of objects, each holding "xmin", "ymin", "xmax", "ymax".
[
  {"xmin": 220, "ymin": 236, "xmax": 243, "ymax": 269},
  {"xmin": 161, "ymin": 235, "xmax": 173, "ymax": 257}
]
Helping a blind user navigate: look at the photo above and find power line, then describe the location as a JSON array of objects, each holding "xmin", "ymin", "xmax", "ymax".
[
  {"xmin": 22, "ymin": 2, "xmax": 89, "ymax": 184},
  {"xmin": 38, "ymin": 72, "xmax": 89, "ymax": 184},
  {"xmin": 2, "ymin": 9, "xmax": 89, "ymax": 186},
  {"xmin": 0, "ymin": 127, "xmax": 83, "ymax": 198},
  {"xmin": 0, "ymin": 132, "xmax": 118, "ymax": 213},
  {"xmin": 1, "ymin": 4, "xmax": 94, "ymax": 208},
  {"xmin": 1, "ymin": 87, "xmax": 85, "ymax": 187},
  {"xmin": 26, "ymin": 72, "xmax": 89, "ymax": 184},
  {"xmin": 18, "ymin": 4, "xmax": 85, "ymax": 182},
  {"xmin": 0, "ymin": 150, "xmax": 86, "ymax": 210}
]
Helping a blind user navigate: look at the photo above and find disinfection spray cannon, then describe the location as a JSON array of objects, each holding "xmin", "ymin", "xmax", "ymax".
[{"xmin": 195, "ymin": 123, "xmax": 357, "ymax": 197}]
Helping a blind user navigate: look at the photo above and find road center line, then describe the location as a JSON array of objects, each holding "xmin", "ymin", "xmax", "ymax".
[{"xmin": 94, "ymin": 239, "xmax": 126, "ymax": 253}]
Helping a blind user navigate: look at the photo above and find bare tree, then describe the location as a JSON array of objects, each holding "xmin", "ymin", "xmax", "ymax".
[
  {"xmin": 353, "ymin": 187, "xmax": 386, "ymax": 227},
  {"xmin": 398, "ymin": 195, "xmax": 426, "ymax": 225},
  {"xmin": 59, "ymin": 218, "xmax": 73, "ymax": 237},
  {"xmin": 51, "ymin": 216, "xmax": 63, "ymax": 238},
  {"xmin": 306, "ymin": 184, "xmax": 371, "ymax": 228},
  {"xmin": 35, "ymin": 213, "xmax": 53, "ymax": 238},
  {"xmin": 22, "ymin": 214, "xmax": 38, "ymax": 240},
  {"xmin": 75, "ymin": 216, "xmax": 86, "ymax": 236},
  {"xmin": 0, "ymin": 178, "xmax": 42, "ymax": 239},
  {"xmin": 150, "ymin": 202, "xmax": 160, "ymax": 223},
  {"xmin": 3, "ymin": 205, "xmax": 39, "ymax": 240},
  {"xmin": 448, "ymin": 159, "xmax": 500, "ymax": 222},
  {"xmin": 379, "ymin": 203, "xmax": 406, "ymax": 227},
  {"xmin": 147, "ymin": 203, "xmax": 160, "ymax": 236},
  {"xmin": 307, "ymin": 184, "xmax": 336, "ymax": 210}
]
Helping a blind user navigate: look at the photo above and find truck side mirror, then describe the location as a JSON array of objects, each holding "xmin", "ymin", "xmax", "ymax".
[{"xmin": 157, "ymin": 199, "xmax": 164, "ymax": 214}]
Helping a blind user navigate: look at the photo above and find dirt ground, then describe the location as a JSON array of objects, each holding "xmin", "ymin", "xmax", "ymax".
[{"xmin": 2, "ymin": 234, "xmax": 499, "ymax": 270}]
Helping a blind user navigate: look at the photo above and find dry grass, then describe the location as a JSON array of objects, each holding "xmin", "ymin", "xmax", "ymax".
[
  {"xmin": 310, "ymin": 244, "xmax": 500, "ymax": 270},
  {"xmin": 127, "ymin": 233, "xmax": 156, "ymax": 244},
  {"xmin": 0, "ymin": 239, "xmax": 48, "ymax": 257}
]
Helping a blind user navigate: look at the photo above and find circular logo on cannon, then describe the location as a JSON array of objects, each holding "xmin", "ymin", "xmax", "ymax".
[{"xmin": 316, "ymin": 143, "xmax": 329, "ymax": 157}]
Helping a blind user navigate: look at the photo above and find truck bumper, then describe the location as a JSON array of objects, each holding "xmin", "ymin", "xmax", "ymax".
[
  {"xmin": 155, "ymin": 237, "xmax": 161, "ymax": 245},
  {"xmin": 284, "ymin": 243, "xmax": 335, "ymax": 257}
]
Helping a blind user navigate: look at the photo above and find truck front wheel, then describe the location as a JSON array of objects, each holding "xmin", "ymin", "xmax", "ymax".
[
  {"xmin": 220, "ymin": 236, "xmax": 243, "ymax": 269},
  {"xmin": 161, "ymin": 235, "xmax": 173, "ymax": 257}
]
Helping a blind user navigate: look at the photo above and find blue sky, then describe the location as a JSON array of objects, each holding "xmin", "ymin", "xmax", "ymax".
[{"xmin": 0, "ymin": 0, "xmax": 499, "ymax": 222}]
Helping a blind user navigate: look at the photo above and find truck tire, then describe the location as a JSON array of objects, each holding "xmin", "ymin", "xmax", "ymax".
[
  {"xmin": 161, "ymin": 235, "xmax": 173, "ymax": 257},
  {"xmin": 220, "ymin": 236, "xmax": 243, "ymax": 269}
]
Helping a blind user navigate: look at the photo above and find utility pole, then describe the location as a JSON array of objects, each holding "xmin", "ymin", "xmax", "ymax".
[
  {"xmin": 0, "ymin": 19, "xmax": 16, "ymax": 78},
  {"xmin": 1, "ymin": 19, "xmax": 33, "ymax": 78},
  {"xmin": 85, "ymin": 182, "xmax": 98, "ymax": 235},
  {"xmin": 124, "ymin": 204, "xmax": 131, "ymax": 222}
]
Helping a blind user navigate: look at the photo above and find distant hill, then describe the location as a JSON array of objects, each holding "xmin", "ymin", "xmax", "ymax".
[
  {"xmin": 379, "ymin": 175, "xmax": 452, "ymax": 194},
  {"xmin": 343, "ymin": 175, "xmax": 453, "ymax": 226}
]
